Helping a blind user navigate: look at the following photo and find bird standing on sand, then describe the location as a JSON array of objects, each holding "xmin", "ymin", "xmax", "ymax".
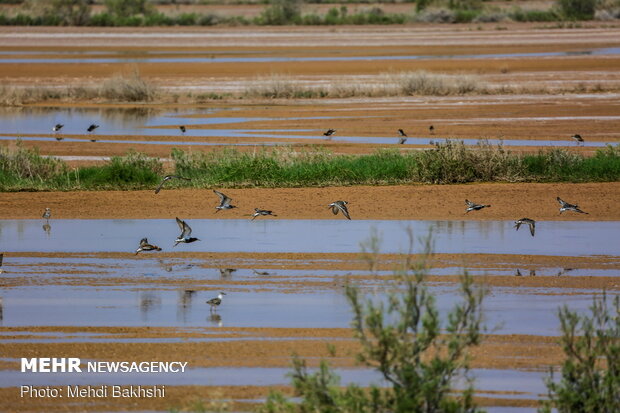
[
  {"xmin": 42, "ymin": 208, "xmax": 51, "ymax": 221},
  {"xmin": 323, "ymin": 129, "xmax": 336, "ymax": 139},
  {"xmin": 328, "ymin": 200, "xmax": 351, "ymax": 220},
  {"xmin": 571, "ymin": 134, "xmax": 584, "ymax": 145},
  {"xmin": 251, "ymin": 208, "xmax": 277, "ymax": 220},
  {"xmin": 174, "ymin": 217, "xmax": 200, "ymax": 246},
  {"xmin": 154, "ymin": 175, "xmax": 191, "ymax": 194},
  {"xmin": 206, "ymin": 292, "xmax": 226, "ymax": 312},
  {"xmin": 213, "ymin": 190, "xmax": 236, "ymax": 212},
  {"xmin": 514, "ymin": 218, "xmax": 536, "ymax": 237},
  {"xmin": 465, "ymin": 199, "xmax": 491, "ymax": 213},
  {"xmin": 135, "ymin": 238, "xmax": 162, "ymax": 255},
  {"xmin": 557, "ymin": 197, "xmax": 588, "ymax": 214}
]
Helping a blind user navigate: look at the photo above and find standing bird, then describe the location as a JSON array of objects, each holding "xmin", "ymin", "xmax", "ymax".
[
  {"xmin": 206, "ymin": 292, "xmax": 226, "ymax": 312},
  {"xmin": 87, "ymin": 124, "xmax": 99, "ymax": 133},
  {"xmin": 154, "ymin": 175, "xmax": 191, "ymax": 194},
  {"xmin": 323, "ymin": 129, "xmax": 336, "ymax": 139},
  {"xmin": 179, "ymin": 125, "xmax": 186, "ymax": 134},
  {"xmin": 213, "ymin": 190, "xmax": 236, "ymax": 212},
  {"xmin": 135, "ymin": 238, "xmax": 162, "ymax": 255},
  {"xmin": 328, "ymin": 200, "xmax": 351, "ymax": 220},
  {"xmin": 42, "ymin": 208, "xmax": 51, "ymax": 221},
  {"xmin": 52, "ymin": 124, "xmax": 64, "ymax": 132},
  {"xmin": 465, "ymin": 199, "xmax": 491, "ymax": 213},
  {"xmin": 514, "ymin": 218, "xmax": 536, "ymax": 237},
  {"xmin": 174, "ymin": 217, "xmax": 200, "ymax": 247},
  {"xmin": 557, "ymin": 197, "xmax": 588, "ymax": 214},
  {"xmin": 251, "ymin": 208, "xmax": 277, "ymax": 220},
  {"xmin": 571, "ymin": 134, "xmax": 584, "ymax": 145},
  {"xmin": 429, "ymin": 125, "xmax": 435, "ymax": 135}
]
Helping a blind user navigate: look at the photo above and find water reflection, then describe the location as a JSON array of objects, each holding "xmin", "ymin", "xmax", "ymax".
[
  {"xmin": 42, "ymin": 223, "xmax": 51, "ymax": 236},
  {"xmin": 219, "ymin": 268, "xmax": 237, "ymax": 278},
  {"xmin": 139, "ymin": 292, "xmax": 161, "ymax": 321}
]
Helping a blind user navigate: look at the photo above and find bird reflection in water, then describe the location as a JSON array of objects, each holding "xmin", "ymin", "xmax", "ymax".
[
  {"xmin": 42, "ymin": 223, "xmax": 51, "ymax": 236},
  {"xmin": 208, "ymin": 313, "xmax": 222, "ymax": 327},
  {"xmin": 139, "ymin": 292, "xmax": 161, "ymax": 319}
]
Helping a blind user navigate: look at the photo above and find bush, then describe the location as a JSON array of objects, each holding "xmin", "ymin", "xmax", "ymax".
[
  {"xmin": 260, "ymin": 232, "xmax": 486, "ymax": 413},
  {"xmin": 257, "ymin": 0, "xmax": 302, "ymax": 25},
  {"xmin": 556, "ymin": 0, "xmax": 597, "ymax": 19},
  {"xmin": 0, "ymin": 142, "xmax": 66, "ymax": 182},
  {"xmin": 540, "ymin": 293, "xmax": 620, "ymax": 413},
  {"xmin": 75, "ymin": 151, "xmax": 162, "ymax": 188},
  {"xmin": 99, "ymin": 70, "xmax": 158, "ymax": 102}
]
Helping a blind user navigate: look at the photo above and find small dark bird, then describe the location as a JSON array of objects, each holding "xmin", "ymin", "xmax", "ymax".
[
  {"xmin": 42, "ymin": 208, "xmax": 51, "ymax": 220},
  {"xmin": 429, "ymin": 125, "xmax": 435, "ymax": 135},
  {"xmin": 135, "ymin": 238, "xmax": 162, "ymax": 255},
  {"xmin": 55, "ymin": 136, "xmax": 64, "ymax": 141},
  {"xmin": 0, "ymin": 253, "xmax": 3, "ymax": 274},
  {"xmin": 174, "ymin": 217, "xmax": 200, "ymax": 247},
  {"xmin": 398, "ymin": 129, "xmax": 407, "ymax": 137},
  {"xmin": 465, "ymin": 199, "xmax": 491, "ymax": 213},
  {"xmin": 328, "ymin": 200, "xmax": 351, "ymax": 220},
  {"xmin": 251, "ymin": 208, "xmax": 277, "ymax": 220},
  {"xmin": 571, "ymin": 134, "xmax": 584, "ymax": 145},
  {"xmin": 323, "ymin": 129, "xmax": 336, "ymax": 139},
  {"xmin": 87, "ymin": 124, "xmax": 99, "ymax": 133},
  {"xmin": 154, "ymin": 175, "xmax": 191, "ymax": 194},
  {"xmin": 52, "ymin": 124, "xmax": 64, "ymax": 132},
  {"xmin": 557, "ymin": 197, "xmax": 588, "ymax": 214},
  {"xmin": 206, "ymin": 292, "xmax": 226, "ymax": 312},
  {"xmin": 90, "ymin": 139, "xmax": 97, "ymax": 142},
  {"xmin": 514, "ymin": 218, "xmax": 536, "ymax": 237},
  {"xmin": 214, "ymin": 190, "xmax": 236, "ymax": 212},
  {"xmin": 179, "ymin": 125, "xmax": 186, "ymax": 133}
]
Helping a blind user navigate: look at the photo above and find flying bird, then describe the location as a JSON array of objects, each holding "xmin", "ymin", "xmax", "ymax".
[
  {"xmin": 465, "ymin": 199, "xmax": 491, "ymax": 213},
  {"xmin": 397, "ymin": 129, "xmax": 407, "ymax": 144},
  {"xmin": 52, "ymin": 124, "xmax": 64, "ymax": 132},
  {"xmin": 251, "ymin": 208, "xmax": 277, "ymax": 220},
  {"xmin": 179, "ymin": 125, "xmax": 186, "ymax": 133},
  {"xmin": 206, "ymin": 292, "xmax": 226, "ymax": 312},
  {"xmin": 87, "ymin": 124, "xmax": 99, "ymax": 133},
  {"xmin": 514, "ymin": 218, "xmax": 536, "ymax": 237},
  {"xmin": 174, "ymin": 217, "xmax": 200, "ymax": 246},
  {"xmin": 429, "ymin": 125, "xmax": 435, "ymax": 135},
  {"xmin": 135, "ymin": 238, "xmax": 162, "ymax": 255},
  {"xmin": 571, "ymin": 134, "xmax": 584, "ymax": 145},
  {"xmin": 323, "ymin": 129, "xmax": 336, "ymax": 139},
  {"xmin": 398, "ymin": 129, "xmax": 407, "ymax": 137},
  {"xmin": 328, "ymin": 200, "xmax": 351, "ymax": 220},
  {"xmin": 213, "ymin": 190, "xmax": 236, "ymax": 212},
  {"xmin": 154, "ymin": 175, "xmax": 191, "ymax": 194},
  {"xmin": 557, "ymin": 197, "xmax": 588, "ymax": 214}
]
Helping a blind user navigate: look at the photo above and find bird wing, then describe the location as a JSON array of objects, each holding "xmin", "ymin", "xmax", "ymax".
[
  {"xmin": 557, "ymin": 197, "xmax": 569, "ymax": 207},
  {"xmin": 529, "ymin": 222, "xmax": 536, "ymax": 236},
  {"xmin": 139, "ymin": 238, "xmax": 148, "ymax": 247},
  {"xmin": 154, "ymin": 176, "xmax": 170, "ymax": 194},
  {"xmin": 465, "ymin": 199, "xmax": 475, "ymax": 207},
  {"xmin": 175, "ymin": 217, "xmax": 191, "ymax": 237},
  {"xmin": 213, "ymin": 190, "xmax": 231, "ymax": 206},
  {"xmin": 514, "ymin": 221, "xmax": 522, "ymax": 231},
  {"xmin": 336, "ymin": 203, "xmax": 351, "ymax": 220}
]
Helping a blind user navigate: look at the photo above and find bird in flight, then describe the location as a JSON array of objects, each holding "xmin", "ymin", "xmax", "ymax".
[
  {"xmin": 154, "ymin": 175, "xmax": 191, "ymax": 194},
  {"xmin": 174, "ymin": 217, "xmax": 200, "ymax": 246},
  {"xmin": 429, "ymin": 125, "xmax": 435, "ymax": 135},
  {"xmin": 206, "ymin": 292, "xmax": 226, "ymax": 312},
  {"xmin": 465, "ymin": 199, "xmax": 491, "ymax": 213},
  {"xmin": 557, "ymin": 197, "xmax": 588, "ymax": 214},
  {"xmin": 514, "ymin": 218, "xmax": 536, "ymax": 237},
  {"xmin": 87, "ymin": 124, "xmax": 99, "ymax": 133},
  {"xmin": 179, "ymin": 125, "xmax": 186, "ymax": 133},
  {"xmin": 251, "ymin": 208, "xmax": 277, "ymax": 220},
  {"xmin": 135, "ymin": 238, "xmax": 162, "ymax": 255},
  {"xmin": 328, "ymin": 200, "xmax": 351, "ymax": 220},
  {"xmin": 213, "ymin": 190, "xmax": 236, "ymax": 212},
  {"xmin": 571, "ymin": 134, "xmax": 584, "ymax": 145},
  {"xmin": 323, "ymin": 129, "xmax": 336, "ymax": 139},
  {"xmin": 52, "ymin": 124, "xmax": 64, "ymax": 132}
]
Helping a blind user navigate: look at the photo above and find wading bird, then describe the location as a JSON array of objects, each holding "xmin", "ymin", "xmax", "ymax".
[{"xmin": 206, "ymin": 292, "xmax": 226, "ymax": 312}]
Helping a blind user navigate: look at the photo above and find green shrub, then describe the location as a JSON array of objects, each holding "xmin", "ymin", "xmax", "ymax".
[
  {"xmin": 510, "ymin": 8, "xmax": 560, "ymax": 22},
  {"xmin": 556, "ymin": 0, "xmax": 596, "ymax": 19},
  {"xmin": 0, "ymin": 142, "xmax": 66, "ymax": 183},
  {"xmin": 104, "ymin": 0, "xmax": 153, "ymax": 17},
  {"xmin": 260, "ymin": 232, "xmax": 486, "ymax": 413},
  {"xmin": 540, "ymin": 293, "xmax": 620, "ymax": 413},
  {"xmin": 257, "ymin": 0, "xmax": 302, "ymax": 25},
  {"xmin": 75, "ymin": 151, "xmax": 162, "ymax": 189}
]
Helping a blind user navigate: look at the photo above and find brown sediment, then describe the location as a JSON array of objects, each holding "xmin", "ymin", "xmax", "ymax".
[{"xmin": 0, "ymin": 182, "xmax": 618, "ymax": 221}]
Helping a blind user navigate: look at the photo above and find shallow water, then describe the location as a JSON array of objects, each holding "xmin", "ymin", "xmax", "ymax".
[
  {"xmin": 0, "ymin": 47, "xmax": 618, "ymax": 64},
  {"xmin": 0, "ymin": 219, "xmax": 617, "ymax": 256}
]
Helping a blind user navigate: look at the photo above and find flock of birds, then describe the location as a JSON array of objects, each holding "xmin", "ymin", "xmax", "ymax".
[{"xmin": 52, "ymin": 123, "xmax": 100, "ymax": 142}]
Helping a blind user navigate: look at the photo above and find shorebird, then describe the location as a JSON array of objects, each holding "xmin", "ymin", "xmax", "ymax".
[
  {"xmin": 515, "ymin": 269, "xmax": 536, "ymax": 277},
  {"xmin": 179, "ymin": 125, "xmax": 186, "ymax": 134},
  {"xmin": 154, "ymin": 175, "xmax": 191, "ymax": 194},
  {"xmin": 557, "ymin": 197, "xmax": 588, "ymax": 214},
  {"xmin": 213, "ymin": 190, "xmax": 236, "ymax": 212},
  {"xmin": 206, "ymin": 292, "xmax": 226, "ymax": 312},
  {"xmin": 52, "ymin": 124, "xmax": 64, "ymax": 132},
  {"xmin": 135, "ymin": 238, "xmax": 162, "ymax": 255},
  {"xmin": 514, "ymin": 218, "xmax": 536, "ymax": 237},
  {"xmin": 398, "ymin": 129, "xmax": 407, "ymax": 137},
  {"xmin": 253, "ymin": 269, "xmax": 272, "ymax": 276},
  {"xmin": 90, "ymin": 139, "xmax": 97, "ymax": 142},
  {"xmin": 87, "ymin": 124, "xmax": 99, "ymax": 133},
  {"xmin": 219, "ymin": 268, "xmax": 237, "ymax": 278},
  {"xmin": 174, "ymin": 217, "xmax": 200, "ymax": 246},
  {"xmin": 323, "ymin": 129, "xmax": 336, "ymax": 139},
  {"xmin": 42, "ymin": 208, "xmax": 51, "ymax": 221},
  {"xmin": 251, "ymin": 208, "xmax": 277, "ymax": 220},
  {"xmin": 328, "ymin": 200, "xmax": 351, "ymax": 220},
  {"xmin": 571, "ymin": 134, "xmax": 584, "ymax": 145},
  {"xmin": 465, "ymin": 199, "xmax": 491, "ymax": 213},
  {"xmin": 429, "ymin": 125, "xmax": 435, "ymax": 135}
]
